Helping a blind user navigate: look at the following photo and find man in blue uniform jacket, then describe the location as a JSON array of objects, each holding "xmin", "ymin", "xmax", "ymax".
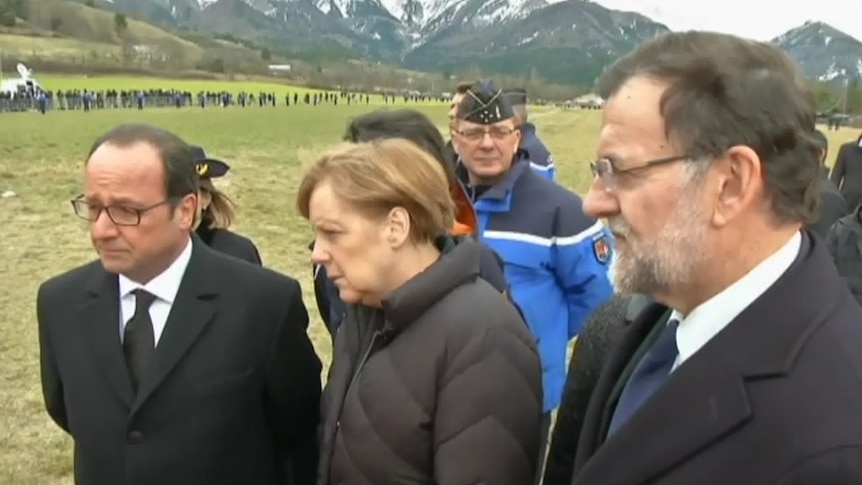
[
  {"xmin": 504, "ymin": 87, "xmax": 555, "ymax": 180},
  {"xmin": 454, "ymin": 79, "xmax": 614, "ymax": 469}
]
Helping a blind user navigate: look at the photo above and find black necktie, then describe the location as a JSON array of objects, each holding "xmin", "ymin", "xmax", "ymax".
[
  {"xmin": 607, "ymin": 319, "xmax": 680, "ymax": 437},
  {"xmin": 124, "ymin": 289, "xmax": 157, "ymax": 393}
]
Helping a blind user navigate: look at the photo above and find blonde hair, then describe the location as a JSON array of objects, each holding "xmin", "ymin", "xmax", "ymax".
[
  {"xmin": 297, "ymin": 138, "xmax": 455, "ymax": 243},
  {"xmin": 200, "ymin": 178, "xmax": 236, "ymax": 229}
]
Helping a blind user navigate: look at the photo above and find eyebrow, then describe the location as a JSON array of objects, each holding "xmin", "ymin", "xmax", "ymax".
[
  {"xmin": 312, "ymin": 219, "xmax": 344, "ymax": 228},
  {"xmin": 84, "ymin": 195, "xmax": 143, "ymax": 206}
]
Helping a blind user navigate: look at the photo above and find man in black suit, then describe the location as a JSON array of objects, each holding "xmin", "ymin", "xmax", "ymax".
[
  {"xmin": 807, "ymin": 129, "xmax": 848, "ymax": 238},
  {"xmin": 561, "ymin": 32, "xmax": 862, "ymax": 485},
  {"xmin": 831, "ymin": 132, "xmax": 862, "ymax": 212},
  {"xmin": 37, "ymin": 123, "xmax": 322, "ymax": 485}
]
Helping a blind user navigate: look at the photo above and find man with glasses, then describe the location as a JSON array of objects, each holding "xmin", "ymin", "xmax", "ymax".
[
  {"xmin": 563, "ymin": 31, "xmax": 862, "ymax": 485},
  {"xmin": 453, "ymin": 79, "xmax": 614, "ymax": 480},
  {"xmin": 36, "ymin": 123, "xmax": 322, "ymax": 485}
]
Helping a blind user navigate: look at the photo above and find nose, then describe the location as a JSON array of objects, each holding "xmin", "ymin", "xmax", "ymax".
[
  {"xmin": 478, "ymin": 133, "xmax": 496, "ymax": 149},
  {"xmin": 583, "ymin": 180, "xmax": 620, "ymax": 220},
  {"xmin": 90, "ymin": 210, "xmax": 120, "ymax": 241},
  {"xmin": 310, "ymin": 240, "xmax": 330, "ymax": 266}
]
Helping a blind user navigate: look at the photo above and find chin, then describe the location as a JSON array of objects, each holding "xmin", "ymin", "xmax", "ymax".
[
  {"xmin": 475, "ymin": 165, "xmax": 504, "ymax": 178},
  {"xmin": 338, "ymin": 288, "xmax": 364, "ymax": 305},
  {"xmin": 99, "ymin": 258, "xmax": 129, "ymax": 276}
]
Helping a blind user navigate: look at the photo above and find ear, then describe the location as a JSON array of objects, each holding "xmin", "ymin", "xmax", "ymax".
[
  {"xmin": 384, "ymin": 206, "xmax": 411, "ymax": 249},
  {"xmin": 711, "ymin": 145, "xmax": 762, "ymax": 227},
  {"xmin": 512, "ymin": 129, "xmax": 522, "ymax": 152},
  {"xmin": 176, "ymin": 192, "xmax": 198, "ymax": 230}
]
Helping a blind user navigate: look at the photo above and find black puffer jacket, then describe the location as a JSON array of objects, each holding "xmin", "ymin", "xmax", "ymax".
[{"xmin": 317, "ymin": 237, "xmax": 543, "ymax": 485}]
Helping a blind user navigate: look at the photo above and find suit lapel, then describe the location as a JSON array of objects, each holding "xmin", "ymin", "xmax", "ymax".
[
  {"xmin": 131, "ymin": 238, "xmax": 219, "ymax": 413},
  {"xmin": 80, "ymin": 268, "xmax": 135, "ymax": 408},
  {"xmin": 574, "ymin": 340, "xmax": 752, "ymax": 485},
  {"xmin": 574, "ymin": 303, "xmax": 668, "ymax": 468},
  {"xmin": 598, "ymin": 307, "xmax": 671, "ymax": 440}
]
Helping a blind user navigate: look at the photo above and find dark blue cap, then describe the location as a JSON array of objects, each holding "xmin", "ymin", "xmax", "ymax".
[{"xmin": 456, "ymin": 79, "xmax": 514, "ymax": 125}]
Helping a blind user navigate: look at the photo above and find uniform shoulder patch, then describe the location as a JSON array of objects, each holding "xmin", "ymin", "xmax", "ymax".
[{"xmin": 592, "ymin": 234, "xmax": 611, "ymax": 264}]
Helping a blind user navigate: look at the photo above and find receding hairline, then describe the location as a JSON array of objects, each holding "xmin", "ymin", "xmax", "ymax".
[{"xmin": 85, "ymin": 139, "xmax": 168, "ymax": 173}]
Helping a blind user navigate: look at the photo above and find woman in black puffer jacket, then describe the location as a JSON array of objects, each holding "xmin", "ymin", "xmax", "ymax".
[{"xmin": 298, "ymin": 139, "xmax": 544, "ymax": 485}]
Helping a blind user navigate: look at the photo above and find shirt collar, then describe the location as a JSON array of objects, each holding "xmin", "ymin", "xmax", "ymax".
[
  {"xmin": 670, "ymin": 231, "xmax": 802, "ymax": 365},
  {"xmin": 118, "ymin": 237, "xmax": 193, "ymax": 304}
]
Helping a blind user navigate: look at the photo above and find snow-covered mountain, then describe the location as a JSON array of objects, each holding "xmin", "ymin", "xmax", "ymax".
[{"xmin": 772, "ymin": 21, "xmax": 862, "ymax": 83}]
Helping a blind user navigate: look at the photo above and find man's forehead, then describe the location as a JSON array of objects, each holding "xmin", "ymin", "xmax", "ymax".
[
  {"xmin": 597, "ymin": 116, "xmax": 673, "ymax": 164},
  {"xmin": 600, "ymin": 80, "xmax": 670, "ymax": 147},
  {"xmin": 605, "ymin": 77, "xmax": 667, "ymax": 122},
  {"xmin": 89, "ymin": 141, "xmax": 162, "ymax": 167}
]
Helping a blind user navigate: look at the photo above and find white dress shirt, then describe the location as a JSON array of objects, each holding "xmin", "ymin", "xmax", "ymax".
[
  {"xmin": 669, "ymin": 231, "xmax": 802, "ymax": 371},
  {"xmin": 118, "ymin": 237, "xmax": 193, "ymax": 346}
]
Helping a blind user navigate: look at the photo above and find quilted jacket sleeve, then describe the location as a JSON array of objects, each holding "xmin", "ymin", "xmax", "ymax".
[{"xmin": 432, "ymin": 325, "xmax": 544, "ymax": 485}]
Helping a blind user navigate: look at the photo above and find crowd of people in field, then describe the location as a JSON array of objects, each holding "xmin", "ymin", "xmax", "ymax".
[
  {"xmin": 32, "ymin": 30, "xmax": 862, "ymax": 485},
  {"xmin": 0, "ymin": 86, "xmax": 450, "ymax": 114}
]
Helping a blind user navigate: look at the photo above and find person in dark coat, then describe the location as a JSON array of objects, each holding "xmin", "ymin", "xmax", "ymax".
[
  {"xmin": 312, "ymin": 108, "xmax": 515, "ymax": 339},
  {"xmin": 826, "ymin": 202, "xmax": 862, "ymax": 305},
  {"xmin": 806, "ymin": 130, "xmax": 848, "ymax": 238},
  {"xmin": 297, "ymin": 139, "xmax": 543, "ymax": 485},
  {"xmin": 542, "ymin": 294, "xmax": 646, "ymax": 485},
  {"xmin": 504, "ymin": 87, "xmax": 556, "ymax": 180},
  {"xmin": 569, "ymin": 32, "xmax": 862, "ymax": 485},
  {"xmin": 443, "ymin": 81, "xmax": 473, "ymax": 166},
  {"xmin": 830, "ymin": 132, "xmax": 862, "ymax": 212},
  {"xmin": 38, "ymin": 124, "xmax": 322, "ymax": 485},
  {"xmin": 189, "ymin": 145, "xmax": 262, "ymax": 265}
]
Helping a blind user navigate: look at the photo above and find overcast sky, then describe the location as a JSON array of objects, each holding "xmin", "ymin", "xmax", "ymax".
[{"xmin": 583, "ymin": 0, "xmax": 862, "ymax": 42}]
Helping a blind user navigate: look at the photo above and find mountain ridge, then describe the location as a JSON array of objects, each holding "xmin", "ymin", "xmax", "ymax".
[{"xmin": 74, "ymin": 0, "xmax": 862, "ymax": 85}]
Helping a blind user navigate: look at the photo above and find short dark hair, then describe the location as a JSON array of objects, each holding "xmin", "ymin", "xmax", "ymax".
[
  {"xmin": 455, "ymin": 81, "xmax": 473, "ymax": 95},
  {"xmin": 343, "ymin": 109, "xmax": 457, "ymax": 190},
  {"xmin": 597, "ymin": 31, "xmax": 821, "ymax": 225},
  {"xmin": 813, "ymin": 129, "xmax": 828, "ymax": 151},
  {"xmin": 87, "ymin": 123, "xmax": 199, "ymax": 204}
]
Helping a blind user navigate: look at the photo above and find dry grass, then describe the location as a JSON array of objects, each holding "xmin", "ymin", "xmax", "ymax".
[{"xmin": 0, "ymin": 92, "xmax": 857, "ymax": 484}]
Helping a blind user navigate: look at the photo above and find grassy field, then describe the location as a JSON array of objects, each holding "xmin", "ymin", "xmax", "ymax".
[
  {"xmin": 0, "ymin": 95, "xmax": 857, "ymax": 484},
  {"xmin": 0, "ymin": 34, "xmax": 121, "ymax": 58}
]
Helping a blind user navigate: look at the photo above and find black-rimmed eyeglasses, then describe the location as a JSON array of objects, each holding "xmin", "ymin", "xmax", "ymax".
[{"xmin": 71, "ymin": 196, "xmax": 173, "ymax": 227}]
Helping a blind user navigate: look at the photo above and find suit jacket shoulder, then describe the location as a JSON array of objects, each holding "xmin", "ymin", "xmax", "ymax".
[
  {"xmin": 38, "ymin": 259, "xmax": 104, "ymax": 304},
  {"xmin": 205, "ymin": 228, "xmax": 262, "ymax": 265},
  {"xmin": 204, "ymin": 245, "xmax": 296, "ymax": 297}
]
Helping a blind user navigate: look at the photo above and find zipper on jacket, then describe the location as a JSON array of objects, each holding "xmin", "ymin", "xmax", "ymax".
[{"xmin": 346, "ymin": 330, "xmax": 381, "ymax": 392}]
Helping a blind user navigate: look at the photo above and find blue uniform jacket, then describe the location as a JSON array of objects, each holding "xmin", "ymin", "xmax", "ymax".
[
  {"xmin": 459, "ymin": 156, "xmax": 614, "ymax": 412},
  {"xmin": 519, "ymin": 122, "xmax": 555, "ymax": 181}
]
